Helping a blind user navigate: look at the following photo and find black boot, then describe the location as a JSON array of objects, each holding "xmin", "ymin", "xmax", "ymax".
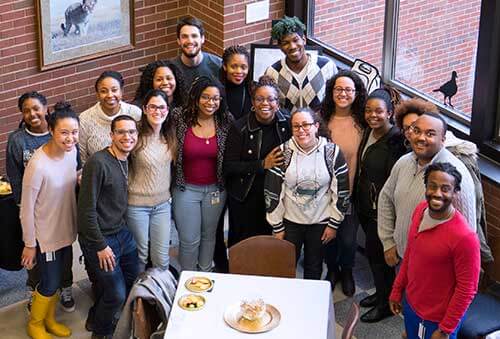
[
  {"xmin": 360, "ymin": 303, "xmax": 393, "ymax": 323},
  {"xmin": 340, "ymin": 268, "xmax": 355, "ymax": 297},
  {"xmin": 324, "ymin": 268, "xmax": 339, "ymax": 290},
  {"xmin": 359, "ymin": 293, "xmax": 378, "ymax": 308}
]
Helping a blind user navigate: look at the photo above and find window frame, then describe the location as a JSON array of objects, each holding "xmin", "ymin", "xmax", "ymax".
[{"xmin": 292, "ymin": 0, "xmax": 500, "ymax": 164}]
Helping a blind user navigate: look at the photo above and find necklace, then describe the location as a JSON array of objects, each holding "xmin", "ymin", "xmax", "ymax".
[{"xmin": 109, "ymin": 147, "xmax": 128, "ymax": 182}]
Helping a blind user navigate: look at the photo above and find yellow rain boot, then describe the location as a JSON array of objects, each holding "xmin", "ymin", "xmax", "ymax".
[
  {"xmin": 27, "ymin": 291, "xmax": 52, "ymax": 339},
  {"xmin": 44, "ymin": 294, "xmax": 71, "ymax": 337}
]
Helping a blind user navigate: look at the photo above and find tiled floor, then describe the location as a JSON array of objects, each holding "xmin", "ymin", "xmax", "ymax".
[{"xmin": 0, "ymin": 241, "xmax": 405, "ymax": 339}]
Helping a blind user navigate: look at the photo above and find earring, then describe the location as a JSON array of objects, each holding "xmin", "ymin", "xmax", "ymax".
[{"xmin": 250, "ymin": 106, "xmax": 255, "ymax": 112}]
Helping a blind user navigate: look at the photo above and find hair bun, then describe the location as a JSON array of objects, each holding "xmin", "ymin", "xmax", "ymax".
[{"xmin": 53, "ymin": 101, "xmax": 72, "ymax": 112}]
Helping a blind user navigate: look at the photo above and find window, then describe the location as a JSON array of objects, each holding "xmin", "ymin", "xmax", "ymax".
[{"xmin": 301, "ymin": 0, "xmax": 500, "ymax": 162}]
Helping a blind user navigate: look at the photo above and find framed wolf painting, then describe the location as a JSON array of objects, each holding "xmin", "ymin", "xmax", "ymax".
[{"xmin": 36, "ymin": 0, "xmax": 135, "ymax": 70}]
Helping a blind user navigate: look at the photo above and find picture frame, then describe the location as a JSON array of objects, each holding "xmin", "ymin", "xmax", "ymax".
[
  {"xmin": 250, "ymin": 43, "xmax": 322, "ymax": 82},
  {"xmin": 35, "ymin": 0, "xmax": 135, "ymax": 71}
]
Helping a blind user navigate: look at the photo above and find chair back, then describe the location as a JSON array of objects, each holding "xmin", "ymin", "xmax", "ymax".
[
  {"xmin": 341, "ymin": 302, "xmax": 360, "ymax": 339},
  {"xmin": 229, "ymin": 235, "xmax": 296, "ymax": 278},
  {"xmin": 351, "ymin": 59, "xmax": 381, "ymax": 94},
  {"xmin": 133, "ymin": 297, "xmax": 161, "ymax": 339}
]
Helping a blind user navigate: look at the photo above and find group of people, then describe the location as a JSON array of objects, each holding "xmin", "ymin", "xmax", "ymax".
[{"xmin": 5, "ymin": 14, "xmax": 490, "ymax": 339}]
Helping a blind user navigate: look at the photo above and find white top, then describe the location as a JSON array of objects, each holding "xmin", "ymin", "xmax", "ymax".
[
  {"xmin": 78, "ymin": 101, "xmax": 141, "ymax": 164},
  {"xmin": 165, "ymin": 271, "xmax": 335, "ymax": 339}
]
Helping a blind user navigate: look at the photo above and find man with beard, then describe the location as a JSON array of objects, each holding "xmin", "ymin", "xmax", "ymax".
[
  {"xmin": 389, "ymin": 162, "xmax": 480, "ymax": 339},
  {"xmin": 171, "ymin": 16, "xmax": 222, "ymax": 86},
  {"xmin": 78, "ymin": 115, "xmax": 140, "ymax": 339},
  {"xmin": 378, "ymin": 112, "xmax": 476, "ymax": 270},
  {"xmin": 265, "ymin": 16, "xmax": 337, "ymax": 113}
]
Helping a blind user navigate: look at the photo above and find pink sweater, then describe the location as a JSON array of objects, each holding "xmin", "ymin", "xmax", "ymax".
[
  {"xmin": 327, "ymin": 115, "xmax": 362, "ymax": 192},
  {"xmin": 390, "ymin": 201, "xmax": 480, "ymax": 333},
  {"xmin": 20, "ymin": 147, "xmax": 78, "ymax": 253}
]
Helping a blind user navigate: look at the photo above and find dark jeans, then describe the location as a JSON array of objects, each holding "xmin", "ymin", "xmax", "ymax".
[
  {"xmin": 36, "ymin": 245, "xmax": 73, "ymax": 297},
  {"xmin": 325, "ymin": 212, "xmax": 359, "ymax": 271},
  {"xmin": 80, "ymin": 228, "xmax": 140, "ymax": 336},
  {"xmin": 359, "ymin": 215, "xmax": 395, "ymax": 306},
  {"xmin": 27, "ymin": 245, "xmax": 73, "ymax": 290},
  {"xmin": 213, "ymin": 204, "xmax": 229, "ymax": 271},
  {"xmin": 284, "ymin": 219, "xmax": 326, "ymax": 280}
]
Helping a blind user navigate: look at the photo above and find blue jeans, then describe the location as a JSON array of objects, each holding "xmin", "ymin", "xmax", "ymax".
[
  {"xmin": 79, "ymin": 228, "xmax": 140, "ymax": 336},
  {"xmin": 403, "ymin": 299, "xmax": 463, "ymax": 339},
  {"xmin": 36, "ymin": 245, "xmax": 73, "ymax": 297},
  {"xmin": 127, "ymin": 200, "xmax": 172, "ymax": 270},
  {"xmin": 172, "ymin": 184, "xmax": 226, "ymax": 271},
  {"xmin": 325, "ymin": 211, "xmax": 359, "ymax": 270}
]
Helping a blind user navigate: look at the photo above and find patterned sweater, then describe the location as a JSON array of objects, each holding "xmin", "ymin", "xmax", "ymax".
[
  {"xmin": 265, "ymin": 53, "xmax": 337, "ymax": 113},
  {"xmin": 79, "ymin": 101, "xmax": 141, "ymax": 164},
  {"xmin": 377, "ymin": 147, "xmax": 477, "ymax": 256}
]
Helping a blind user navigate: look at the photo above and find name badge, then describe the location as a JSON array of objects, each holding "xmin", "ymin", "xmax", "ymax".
[{"xmin": 211, "ymin": 191, "xmax": 220, "ymax": 205}]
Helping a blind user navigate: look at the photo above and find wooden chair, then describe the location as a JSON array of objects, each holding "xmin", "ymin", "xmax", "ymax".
[
  {"xmin": 341, "ymin": 302, "xmax": 360, "ymax": 339},
  {"xmin": 228, "ymin": 235, "xmax": 296, "ymax": 278}
]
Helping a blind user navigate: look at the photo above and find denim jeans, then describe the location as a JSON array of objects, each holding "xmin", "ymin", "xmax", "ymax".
[
  {"xmin": 284, "ymin": 220, "xmax": 326, "ymax": 280},
  {"xmin": 28, "ymin": 245, "xmax": 73, "ymax": 290},
  {"xmin": 325, "ymin": 211, "xmax": 359, "ymax": 271},
  {"xmin": 127, "ymin": 200, "xmax": 172, "ymax": 270},
  {"xmin": 79, "ymin": 228, "xmax": 140, "ymax": 336},
  {"xmin": 36, "ymin": 245, "xmax": 73, "ymax": 297},
  {"xmin": 172, "ymin": 184, "xmax": 226, "ymax": 271},
  {"xmin": 403, "ymin": 299, "xmax": 463, "ymax": 339}
]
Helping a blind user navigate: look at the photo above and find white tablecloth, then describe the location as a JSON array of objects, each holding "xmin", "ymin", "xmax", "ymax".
[{"xmin": 164, "ymin": 271, "xmax": 335, "ymax": 339}]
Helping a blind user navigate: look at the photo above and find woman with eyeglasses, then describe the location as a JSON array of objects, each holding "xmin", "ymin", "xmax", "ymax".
[
  {"xmin": 265, "ymin": 108, "xmax": 349, "ymax": 280},
  {"xmin": 20, "ymin": 102, "xmax": 80, "ymax": 338},
  {"xmin": 126, "ymin": 90, "xmax": 176, "ymax": 272},
  {"xmin": 224, "ymin": 75, "xmax": 291, "ymax": 247},
  {"xmin": 353, "ymin": 86, "xmax": 407, "ymax": 323},
  {"xmin": 320, "ymin": 70, "xmax": 367, "ymax": 295},
  {"xmin": 172, "ymin": 76, "xmax": 232, "ymax": 271},
  {"xmin": 79, "ymin": 71, "xmax": 141, "ymax": 164}
]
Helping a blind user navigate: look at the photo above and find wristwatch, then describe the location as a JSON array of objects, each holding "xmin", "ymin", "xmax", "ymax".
[{"xmin": 438, "ymin": 328, "xmax": 450, "ymax": 338}]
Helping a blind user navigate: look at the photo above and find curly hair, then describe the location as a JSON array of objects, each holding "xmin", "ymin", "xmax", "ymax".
[
  {"xmin": 394, "ymin": 98, "xmax": 439, "ymax": 130},
  {"xmin": 271, "ymin": 16, "xmax": 306, "ymax": 42},
  {"xmin": 424, "ymin": 162, "xmax": 462, "ymax": 192},
  {"xmin": 250, "ymin": 75, "xmax": 280, "ymax": 98},
  {"xmin": 183, "ymin": 76, "xmax": 229, "ymax": 128},
  {"xmin": 220, "ymin": 45, "xmax": 251, "ymax": 86},
  {"xmin": 133, "ymin": 89, "xmax": 177, "ymax": 162},
  {"xmin": 133, "ymin": 60, "xmax": 187, "ymax": 109},
  {"xmin": 320, "ymin": 69, "xmax": 368, "ymax": 130}
]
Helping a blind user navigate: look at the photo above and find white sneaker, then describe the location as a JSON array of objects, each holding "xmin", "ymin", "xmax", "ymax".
[{"xmin": 60, "ymin": 286, "xmax": 75, "ymax": 312}]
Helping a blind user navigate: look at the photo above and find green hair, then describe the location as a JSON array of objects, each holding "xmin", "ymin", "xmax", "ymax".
[{"xmin": 271, "ymin": 16, "xmax": 306, "ymax": 42}]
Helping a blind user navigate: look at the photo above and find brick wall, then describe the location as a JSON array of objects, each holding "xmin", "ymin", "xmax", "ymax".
[
  {"xmin": 312, "ymin": 0, "xmax": 479, "ymax": 116},
  {"xmin": 223, "ymin": 0, "xmax": 284, "ymax": 48}
]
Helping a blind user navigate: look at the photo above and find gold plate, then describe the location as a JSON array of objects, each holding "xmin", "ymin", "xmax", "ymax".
[
  {"xmin": 224, "ymin": 303, "xmax": 281, "ymax": 333},
  {"xmin": 178, "ymin": 294, "xmax": 206, "ymax": 311},
  {"xmin": 185, "ymin": 276, "xmax": 213, "ymax": 292}
]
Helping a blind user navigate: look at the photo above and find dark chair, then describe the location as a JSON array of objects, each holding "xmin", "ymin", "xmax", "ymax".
[
  {"xmin": 133, "ymin": 297, "xmax": 162, "ymax": 339},
  {"xmin": 228, "ymin": 235, "xmax": 296, "ymax": 278},
  {"xmin": 341, "ymin": 302, "xmax": 360, "ymax": 339}
]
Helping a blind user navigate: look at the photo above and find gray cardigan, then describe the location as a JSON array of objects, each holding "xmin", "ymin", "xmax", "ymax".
[{"xmin": 377, "ymin": 147, "xmax": 477, "ymax": 257}]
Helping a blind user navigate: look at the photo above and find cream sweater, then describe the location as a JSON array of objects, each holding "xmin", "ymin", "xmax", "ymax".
[
  {"xmin": 128, "ymin": 134, "xmax": 173, "ymax": 206},
  {"xmin": 79, "ymin": 102, "xmax": 141, "ymax": 164}
]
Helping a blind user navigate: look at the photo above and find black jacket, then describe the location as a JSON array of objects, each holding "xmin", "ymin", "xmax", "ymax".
[
  {"xmin": 353, "ymin": 125, "xmax": 407, "ymax": 221},
  {"xmin": 223, "ymin": 109, "xmax": 291, "ymax": 202}
]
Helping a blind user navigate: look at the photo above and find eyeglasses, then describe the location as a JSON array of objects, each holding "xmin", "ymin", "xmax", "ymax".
[
  {"xmin": 200, "ymin": 94, "xmax": 221, "ymax": 102},
  {"xmin": 145, "ymin": 104, "xmax": 168, "ymax": 113},
  {"xmin": 410, "ymin": 126, "xmax": 437, "ymax": 138},
  {"xmin": 292, "ymin": 122, "xmax": 315, "ymax": 131},
  {"xmin": 254, "ymin": 96, "xmax": 278, "ymax": 104},
  {"xmin": 333, "ymin": 87, "xmax": 356, "ymax": 95},
  {"xmin": 113, "ymin": 129, "xmax": 137, "ymax": 136}
]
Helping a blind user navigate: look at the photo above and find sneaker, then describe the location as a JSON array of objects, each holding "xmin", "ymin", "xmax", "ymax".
[
  {"xmin": 25, "ymin": 286, "xmax": 34, "ymax": 314},
  {"xmin": 60, "ymin": 286, "xmax": 75, "ymax": 312}
]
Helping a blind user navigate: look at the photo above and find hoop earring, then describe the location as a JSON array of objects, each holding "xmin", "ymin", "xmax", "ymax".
[{"xmin": 251, "ymin": 106, "xmax": 255, "ymax": 112}]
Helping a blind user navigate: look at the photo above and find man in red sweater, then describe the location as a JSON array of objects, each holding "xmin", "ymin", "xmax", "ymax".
[{"xmin": 389, "ymin": 162, "xmax": 480, "ymax": 339}]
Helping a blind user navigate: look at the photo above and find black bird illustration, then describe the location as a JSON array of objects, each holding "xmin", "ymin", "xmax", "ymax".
[{"xmin": 433, "ymin": 71, "xmax": 458, "ymax": 108}]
